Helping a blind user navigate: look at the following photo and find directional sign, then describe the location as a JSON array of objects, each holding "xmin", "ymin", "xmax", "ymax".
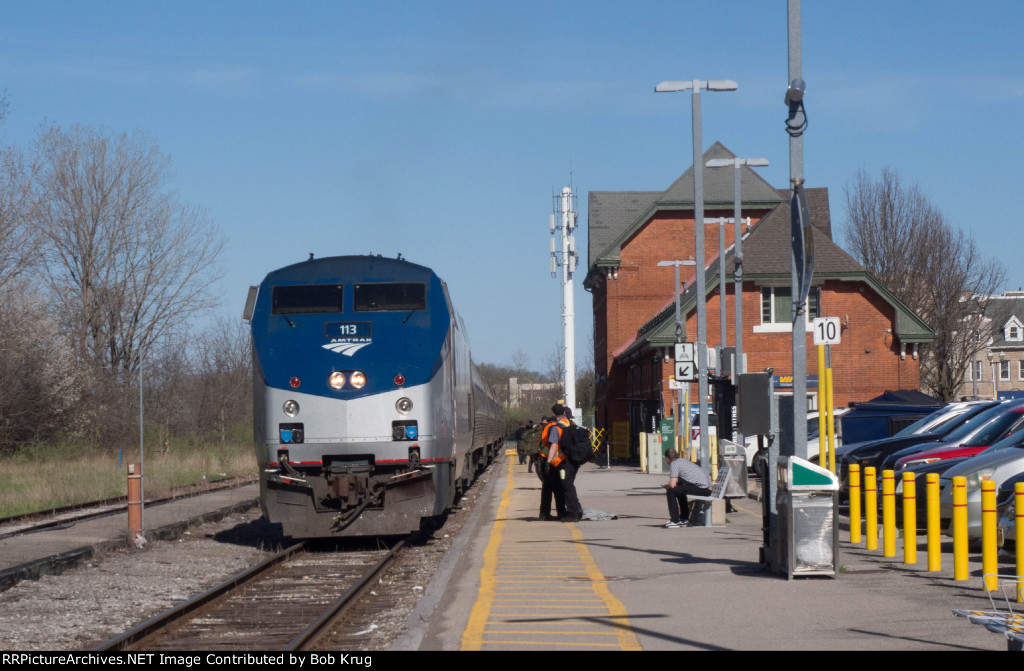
[
  {"xmin": 812, "ymin": 317, "xmax": 841, "ymax": 345},
  {"xmin": 675, "ymin": 360, "xmax": 697, "ymax": 382},
  {"xmin": 674, "ymin": 342, "xmax": 694, "ymax": 362}
]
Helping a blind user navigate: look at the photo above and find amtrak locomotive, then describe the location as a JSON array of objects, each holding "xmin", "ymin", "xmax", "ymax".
[{"xmin": 245, "ymin": 255, "xmax": 504, "ymax": 538}]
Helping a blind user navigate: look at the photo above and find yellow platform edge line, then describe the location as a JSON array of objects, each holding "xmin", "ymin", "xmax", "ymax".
[
  {"xmin": 461, "ymin": 458, "xmax": 515, "ymax": 651},
  {"xmin": 461, "ymin": 458, "xmax": 643, "ymax": 651}
]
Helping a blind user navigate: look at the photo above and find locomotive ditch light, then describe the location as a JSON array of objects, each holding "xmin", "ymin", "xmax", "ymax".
[
  {"xmin": 328, "ymin": 371, "xmax": 346, "ymax": 390},
  {"xmin": 396, "ymin": 397, "xmax": 413, "ymax": 414},
  {"xmin": 350, "ymin": 371, "xmax": 367, "ymax": 389},
  {"xmin": 283, "ymin": 400, "xmax": 299, "ymax": 417}
]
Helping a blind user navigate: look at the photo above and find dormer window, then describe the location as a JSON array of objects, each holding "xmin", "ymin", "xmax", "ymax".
[{"xmin": 1006, "ymin": 317, "xmax": 1023, "ymax": 342}]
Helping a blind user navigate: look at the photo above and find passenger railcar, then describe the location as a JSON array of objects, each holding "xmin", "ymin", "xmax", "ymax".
[{"xmin": 244, "ymin": 255, "xmax": 504, "ymax": 538}]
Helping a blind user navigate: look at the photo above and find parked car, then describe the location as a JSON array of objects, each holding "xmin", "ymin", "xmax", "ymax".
[
  {"xmin": 996, "ymin": 472, "xmax": 1024, "ymax": 549},
  {"xmin": 749, "ymin": 409, "xmax": 846, "ymax": 479},
  {"xmin": 884, "ymin": 399, "xmax": 1024, "ymax": 472},
  {"xmin": 892, "ymin": 456, "xmax": 974, "ymax": 526},
  {"xmin": 839, "ymin": 400, "xmax": 1002, "ymax": 484},
  {"xmin": 939, "ymin": 430, "xmax": 1024, "ymax": 538}
]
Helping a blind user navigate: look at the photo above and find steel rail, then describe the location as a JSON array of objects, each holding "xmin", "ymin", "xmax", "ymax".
[
  {"xmin": 286, "ymin": 537, "xmax": 409, "ymax": 650},
  {"xmin": 93, "ymin": 541, "xmax": 307, "ymax": 651}
]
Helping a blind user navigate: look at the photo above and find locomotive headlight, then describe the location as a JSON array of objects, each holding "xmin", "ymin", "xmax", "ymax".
[
  {"xmin": 396, "ymin": 397, "xmax": 413, "ymax": 414},
  {"xmin": 328, "ymin": 371, "xmax": 346, "ymax": 390},
  {"xmin": 349, "ymin": 371, "xmax": 367, "ymax": 389},
  {"xmin": 282, "ymin": 400, "xmax": 300, "ymax": 417}
]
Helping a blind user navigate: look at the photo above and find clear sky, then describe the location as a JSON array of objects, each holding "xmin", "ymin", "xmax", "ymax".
[{"xmin": 2, "ymin": 1, "xmax": 1021, "ymax": 373}]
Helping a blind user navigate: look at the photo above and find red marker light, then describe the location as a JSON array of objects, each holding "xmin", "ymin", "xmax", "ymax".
[
  {"xmin": 289, "ymin": 377, "xmax": 301, "ymax": 388},
  {"xmin": 394, "ymin": 373, "xmax": 406, "ymax": 386}
]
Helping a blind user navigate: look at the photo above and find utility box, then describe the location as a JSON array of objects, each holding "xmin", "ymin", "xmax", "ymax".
[
  {"xmin": 776, "ymin": 456, "xmax": 839, "ymax": 580},
  {"xmin": 738, "ymin": 372, "xmax": 773, "ymax": 436},
  {"xmin": 645, "ymin": 433, "xmax": 665, "ymax": 473}
]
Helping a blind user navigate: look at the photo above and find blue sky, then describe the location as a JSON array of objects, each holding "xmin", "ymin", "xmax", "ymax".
[{"xmin": 2, "ymin": 1, "xmax": 1022, "ymax": 373}]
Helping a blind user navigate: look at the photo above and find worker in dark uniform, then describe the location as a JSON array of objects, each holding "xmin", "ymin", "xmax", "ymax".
[
  {"xmin": 554, "ymin": 405, "xmax": 584, "ymax": 523},
  {"xmin": 538, "ymin": 415, "xmax": 566, "ymax": 520}
]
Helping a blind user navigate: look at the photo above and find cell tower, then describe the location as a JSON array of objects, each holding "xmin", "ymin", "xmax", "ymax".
[{"xmin": 550, "ymin": 186, "xmax": 578, "ymax": 414}]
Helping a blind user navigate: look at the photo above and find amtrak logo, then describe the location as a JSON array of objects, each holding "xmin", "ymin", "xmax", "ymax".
[{"xmin": 323, "ymin": 340, "xmax": 371, "ymax": 356}]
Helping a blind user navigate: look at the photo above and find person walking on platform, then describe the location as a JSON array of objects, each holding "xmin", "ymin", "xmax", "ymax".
[
  {"xmin": 538, "ymin": 414, "xmax": 566, "ymax": 520},
  {"xmin": 662, "ymin": 448, "xmax": 711, "ymax": 528},
  {"xmin": 514, "ymin": 423, "xmax": 527, "ymax": 465},
  {"xmin": 519, "ymin": 420, "xmax": 541, "ymax": 473}
]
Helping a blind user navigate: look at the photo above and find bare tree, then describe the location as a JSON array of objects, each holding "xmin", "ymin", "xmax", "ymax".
[
  {"xmin": 31, "ymin": 123, "xmax": 224, "ymax": 378},
  {"xmin": 0, "ymin": 93, "xmax": 41, "ymax": 291},
  {"xmin": 193, "ymin": 317, "xmax": 253, "ymax": 445},
  {"xmin": 843, "ymin": 168, "xmax": 1006, "ymax": 400}
]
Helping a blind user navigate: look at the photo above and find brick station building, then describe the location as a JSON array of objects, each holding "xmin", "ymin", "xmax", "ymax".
[{"xmin": 583, "ymin": 143, "xmax": 934, "ymax": 455}]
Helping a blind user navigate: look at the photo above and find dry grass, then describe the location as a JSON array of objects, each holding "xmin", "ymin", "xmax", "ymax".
[{"xmin": 0, "ymin": 441, "xmax": 257, "ymax": 517}]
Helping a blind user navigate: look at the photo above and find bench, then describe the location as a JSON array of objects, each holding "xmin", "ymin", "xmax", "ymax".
[{"xmin": 686, "ymin": 465, "xmax": 732, "ymax": 528}]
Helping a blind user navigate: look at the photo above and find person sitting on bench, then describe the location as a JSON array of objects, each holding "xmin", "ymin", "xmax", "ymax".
[{"xmin": 662, "ymin": 448, "xmax": 712, "ymax": 528}]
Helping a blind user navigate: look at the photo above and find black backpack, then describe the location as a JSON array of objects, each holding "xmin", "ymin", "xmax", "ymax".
[{"xmin": 558, "ymin": 421, "xmax": 595, "ymax": 463}]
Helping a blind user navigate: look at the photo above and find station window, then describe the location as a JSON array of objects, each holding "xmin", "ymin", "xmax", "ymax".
[
  {"xmin": 761, "ymin": 286, "xmax": 820, "ymax": 324},
  {"xmin": 1000, "ymin": 360, "xmax": 1010, "ymax": 381}
]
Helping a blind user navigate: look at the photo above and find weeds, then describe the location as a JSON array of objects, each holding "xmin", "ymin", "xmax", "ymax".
[{"xmin": 0, "ymin": 440, "xmax": 257, "ymax": 517}]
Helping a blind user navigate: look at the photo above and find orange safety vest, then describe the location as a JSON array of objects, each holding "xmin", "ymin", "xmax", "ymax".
[{"xmin": 539, "ymin": 419, "xmax": 568, "ymax": 467}]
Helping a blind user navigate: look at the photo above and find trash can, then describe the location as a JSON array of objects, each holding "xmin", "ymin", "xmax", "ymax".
[{"xmin": 776, "ymin": 456, "xmax": 839, "ymax": 579}]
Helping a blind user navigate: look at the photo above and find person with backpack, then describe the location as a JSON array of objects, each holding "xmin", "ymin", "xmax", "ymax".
[
  {"xmin": 549, "ymin": 403, "xmax": 585, "ymax": 523},
  {"xmin": 538, "ymin": 414, "xmax": 566, "ymax": 520}
]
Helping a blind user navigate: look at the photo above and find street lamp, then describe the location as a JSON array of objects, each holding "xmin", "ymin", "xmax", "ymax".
[
  {"xmin": 988, "ymin": 350, "xmax": 996, "ymax": 399},
  {"xmin": 655, "ymin": 78, "xmax": 737, "ymax": 474},
  {"xmin": 657, "ymin": 259, "xmax": 697, "ymax": 344},
  {"xmin": 706, "ymin": 157, "xmax": 769, "ymax": 383}
]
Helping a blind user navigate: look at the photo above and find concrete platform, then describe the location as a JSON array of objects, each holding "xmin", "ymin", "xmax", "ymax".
[
  {"xmin": 0, "ymin": 483, "xmax": 259, "ymax": 591},
  {"xmin": 1, "ymin": 460, "xmax": 1016, "ymax": 650},
  {"xmin": 407, "ymin": 457, "xmax": 1012, "ymax": 651}
]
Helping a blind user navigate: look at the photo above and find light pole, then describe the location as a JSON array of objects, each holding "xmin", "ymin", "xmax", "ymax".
[
  {"xmin": 655, "ymin": 78, "xmax": 737, "ymax": 474},
  {"xmin": 706, "ymin": 157, "xmax": 769, "ymax": 376}
]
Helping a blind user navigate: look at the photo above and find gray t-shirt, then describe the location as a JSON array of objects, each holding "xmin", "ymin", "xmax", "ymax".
[{"xmin": 669, "ymin": 458, "xmax": 711, "ymax": 489}]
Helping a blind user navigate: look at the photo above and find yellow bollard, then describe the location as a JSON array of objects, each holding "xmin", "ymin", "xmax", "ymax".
[
  {"xmin": 825, "ymin": 366, "xmax": 836, "ymax": 474},
  {"xmin": 849, "ymin": 464, "xmax": 862, "ymax": 544},
  {"xmin": 882, "ymin": 469, "xmax": 896, "ymax": 557},
  {"xmin": 927, "ymin": 473, "xmax": 941, "ymax": 572},
  {"xmin": 953, "ymin": 475, "xmax": 969, "ymax": 581},
  {"xmin": 1016, "ymin": 483, "xmax": 1024, "ymax": 602},
  {"xmin": 865, "ymin": 466, "xmax": 878, "ymax": 550},
  {"xmin": 903, "ymin": 472, "xmax": 917, "ymax": 565},
  {"xmin": 817, "ymin": 345, "xmax": 826, "ymax": 468},
  {"xmin": 981, "ymin": 479, "xmax": 997, "ymax": 592}
]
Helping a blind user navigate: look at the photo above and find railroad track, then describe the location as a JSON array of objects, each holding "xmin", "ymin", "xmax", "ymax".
[
  {"xmin": 0, "ymin": 476, "xmax": 258, "ymax": 541},
  {"xmin": 94, "ymin": 537, "xmax": 408, "ymax": 651}
]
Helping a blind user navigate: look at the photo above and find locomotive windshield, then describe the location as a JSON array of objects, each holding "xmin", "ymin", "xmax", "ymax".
[
  {"xmin": 354, "ymin": 282, "xmax": 426, "ymax": 312},
  {"xmin": 272, "ymin": 284, "xmax": 344, "ymax": 314}
]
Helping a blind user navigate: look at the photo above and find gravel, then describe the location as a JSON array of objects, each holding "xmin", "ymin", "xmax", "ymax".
[{"xmin": 0, "ymin": 468, "xmax": 493, "ymax": 652}]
